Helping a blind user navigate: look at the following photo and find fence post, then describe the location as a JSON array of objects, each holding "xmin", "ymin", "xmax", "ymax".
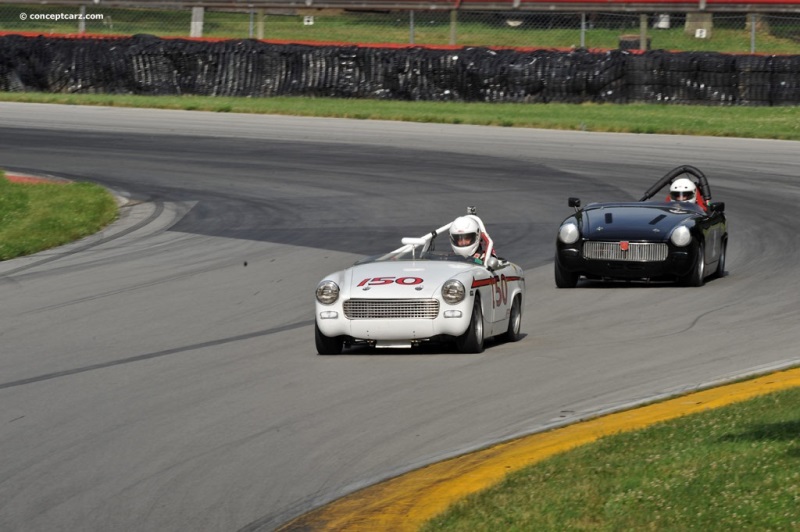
[
  {"xmin": 685, "ymin": 12, "xmax": 713, "ymax": 39},
  {"xmin": 257, "ymin": 9, "xmax": 265, "ymax": 39},
  {"xmin": 639, "ymin": 13, "xmax": 648, "ymax": 51},
  {"xmin": 580, "ymin": 12, "xmax": 586, "ymax": 48},
  {"xmin": 190, "ymin": 6, "xmax": 204, "ymax": 38},
  {"xmin": 450, "ymin": 9, "xmax": 457, "ymax": 46},
  {"xmin": 410, "ymin": 10, "xmax": 415, "ymax": 44},
  {"xmin": 79, "ymin": 4, "xmax": 86, "ymax": 34}
]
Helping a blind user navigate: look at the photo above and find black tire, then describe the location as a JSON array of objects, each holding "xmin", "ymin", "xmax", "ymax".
[
  {"xmin": 456, "ymin": 298, "xmax": 485, "ymax": 354},
  {"xmin": 713, "ymin": 238, "xmax": 727, "ymax": 279},
  {"xmin": 555, "ymin": 255, "xmax": 579, "ymax": 288},
  {"xmin": 315, "ymin": 322, "xmax": 343, "ymax": 355},
  {"xmin": 502, "ymin": 295, "xmax": 522, "ymax": 343},
  {"xmin": 680, "ymin": 241, "xmax": 706, "ymax": 287}
]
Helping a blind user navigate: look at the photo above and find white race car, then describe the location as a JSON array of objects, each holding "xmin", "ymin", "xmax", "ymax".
[{"xmin": 314, "ymin": 212, "xmax": 525, "ymax": 354}]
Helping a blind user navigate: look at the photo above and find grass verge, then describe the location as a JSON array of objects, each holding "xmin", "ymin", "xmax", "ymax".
[
  {"xmin": 0, "ymin": 172, "xmax": 118, "ymax": 260},
  {"xmin": 2, "ymin": 92, "xmax": 800, "ymax": 141},
  {"xmin": 423, "ymin": 386, "xmax": 800, "ymax": 530}
]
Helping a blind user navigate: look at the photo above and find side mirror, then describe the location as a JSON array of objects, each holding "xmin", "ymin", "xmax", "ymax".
[
  {"xmin": 709, "ymin": 202, "xmax": 725, "ymax": 213},
  {"xmin": 568, "ymin": 197, "xmax": 581, "ymax": 208},
  {"xmin": 485, "ymin": 256, "xmax": 500, "ymax": 271}
]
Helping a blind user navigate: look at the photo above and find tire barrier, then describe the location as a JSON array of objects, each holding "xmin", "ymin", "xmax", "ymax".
[{"xmin": 1, "ymin": 34, "xmax": 799, "ymax": 105}]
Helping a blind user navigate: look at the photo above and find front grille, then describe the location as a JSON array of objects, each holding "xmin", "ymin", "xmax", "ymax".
[
  {"xmin": 343, "ymin": 299, "xmax": 440, "ymax": 320},
  {"xmin": 583, "ymin": 241, "xmax": 668, "ymax": 262}
]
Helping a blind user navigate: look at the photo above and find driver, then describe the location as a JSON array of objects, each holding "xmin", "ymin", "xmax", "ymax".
[
  {"xmin": 669, "ymin": 178, "xmax": 707, "ymax": 211},
  {"xmin": 669, "ymin": 178, "xmax": 697, "ymax": 203},
  {"xmin": 449, "ymin": 215, "xmax": 496, "ymax": 264}
]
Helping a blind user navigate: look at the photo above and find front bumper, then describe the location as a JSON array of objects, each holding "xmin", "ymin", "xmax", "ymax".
[
  {"xmin": 316, "ymin": 299, "xmax": 472, "ymax": 341},
  {"xmin": 557, "ymin": 244, "xmax": 694, "ymax": 280}
]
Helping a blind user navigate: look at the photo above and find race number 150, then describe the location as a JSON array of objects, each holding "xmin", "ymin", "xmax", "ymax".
[{"xmin": 357, "ymin": 276, "xmax": 423, "ymax": 286}]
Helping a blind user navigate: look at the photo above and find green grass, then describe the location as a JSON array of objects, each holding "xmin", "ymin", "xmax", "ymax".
[
  {"xmin": 2, "ymin": 91, "xmax": 800, "ymax": 141},
  {"xmin": 1, "ymin": 5, "xmax": 799, "ymax": 54},
  {"xmin": 0, "ymin": 172, "xmax": 118, "ymax": 260},
  {"xmin": 423, "ymin": 386, "xmax": 800, "ymax": 531}
]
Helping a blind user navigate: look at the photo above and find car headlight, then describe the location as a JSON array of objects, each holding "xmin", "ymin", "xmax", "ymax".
[
  {"xmin": 558, "ymin": 222, "xmax": 580, "ymax": 244},
  {"xmin": 670, "ymin": 225, "xmax": 692, "ymax": 247},
  {"xmin": 441, "ymin": 279, "xmax": 466, "ymax": 305},
  {"xmin": 316, "ymin": 280, "xmax": 340, "ymax": 305}
]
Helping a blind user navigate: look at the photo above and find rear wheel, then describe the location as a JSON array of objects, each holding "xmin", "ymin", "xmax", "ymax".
[
  {"xmin": 456, "ymin": 298, "xmax": 485, "ymax": 353},
  {"xmin": 713, "ymin": 238, "xmax": 727, "ymax": 279},
  {"xmin": 502, "ymin": 295, "xmax": 522, "ymax": 343},
  {"xmin": 555, "ymin": 255, "xmax": 579, "ymax": 288},
  {"xmin": 315, "ymin": 322, "xmax": 343, "ymax": 355}
]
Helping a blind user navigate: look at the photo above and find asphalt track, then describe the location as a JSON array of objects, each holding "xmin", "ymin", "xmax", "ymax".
[{"xmin": 1, "ymin": 102, "xmax": 799, "ymax": 531}]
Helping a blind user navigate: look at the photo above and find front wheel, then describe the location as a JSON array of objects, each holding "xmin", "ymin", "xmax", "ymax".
[
  {"xmin": 456, "ymin": 299, "xmax": 485, "ymax": 353},
  {"xmin": 680, "ymin": 241, "xmax": 706, "ymax": 287},
  {"xmin": 502, "ymin": 295, "xmax": 522, "ymax": 343},
  {"xmin": 555, "ymin": 255, "xmax": 579, "ymax": 288},
  {"xmin": 315, "ymin": 322, "xmax": 343, "ymax": 355}
]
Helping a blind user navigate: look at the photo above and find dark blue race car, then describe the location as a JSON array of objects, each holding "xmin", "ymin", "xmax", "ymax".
[{"xmin": 555, "ymin": 165, "xmax": 728, "ymax": 288}]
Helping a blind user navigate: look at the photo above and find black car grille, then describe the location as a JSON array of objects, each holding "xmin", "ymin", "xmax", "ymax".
[
  {"xmin": 343, "ymin": 299, "xmax": 440, "ymax": 319},
  {"xmin": 583, "ymin": 241, "xmax": 668, "ymax": 262}
]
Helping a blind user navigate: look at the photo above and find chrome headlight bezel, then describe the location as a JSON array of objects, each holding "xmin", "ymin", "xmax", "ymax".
[
  {"xmin": 315, "ymin": 280, "xmax": 340, "ymax": 305},
  {"xmin": 441, "ymin": 279, "xmax": 466, "ymax": 305},
  {"xmin": 670, "ymin": 225, "xmax": 692, "ymax": 247},
  {"xmin": 558, "ymin": 222, "xmax": 580, "ymax": 244}
]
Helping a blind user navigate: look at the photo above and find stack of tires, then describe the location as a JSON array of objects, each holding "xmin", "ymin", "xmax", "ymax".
[
  {"xmin": 625, "ymin": 51, "xmax": 665, "ymax": 103},
  {"xmin": 695, "ymin": 53, "xmax": 737, "ymax": 105},
  {"xmin": 1, "ymin": 34, "xmax": 800, "ymax": 106},
  {"xmin": 771, "ymin": 55, "xmax": 800, "ymax": 106},
  {"xmin": 662, "ymin": 52, "xmax": 698, "ymax": 104},
  {"xmin": 736, "ymin": 55, "xmax": 772, "ymax": 106}
]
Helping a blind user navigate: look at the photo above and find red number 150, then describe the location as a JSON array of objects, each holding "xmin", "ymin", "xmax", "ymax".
[{"xmin": 358, "ymin": 276, "xmax": 423, "ymax": 286}]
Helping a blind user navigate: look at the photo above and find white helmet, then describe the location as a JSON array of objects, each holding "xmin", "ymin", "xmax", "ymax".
[
  {"xmin": 670, "ymin": 178, "xmax": 697, "ymax": 203},
  {"xmin": 449, "ymin": 216, "xmax": 481, "ymax": 258}
]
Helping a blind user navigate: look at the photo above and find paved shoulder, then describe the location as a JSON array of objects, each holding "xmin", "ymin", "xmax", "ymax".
[{"xmin": 279, "ymin": 367, "xmax": 800, "ymax": 531}]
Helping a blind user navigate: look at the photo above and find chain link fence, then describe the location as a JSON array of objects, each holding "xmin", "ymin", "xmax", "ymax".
[{"xmin": 2, "ymin": 4, "xmax": 800, "ymax": 54}]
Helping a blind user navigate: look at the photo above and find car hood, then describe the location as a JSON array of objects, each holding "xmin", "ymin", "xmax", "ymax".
[
  {"xmin": 581, "ymin": 203, "xmax": 699, "ymax": 241},
  {"xmin": 341, "ymin": 260, "xmax": 477, "ymax": 299}
]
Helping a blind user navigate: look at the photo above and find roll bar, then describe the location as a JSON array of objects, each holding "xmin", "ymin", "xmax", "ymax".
[
  {"xmin": 391, "ymin": 221, "xmax": 452, "ymax": 255},
  {"xmin": 639, "ymin": 165, "xmax": 711, "ymax": 203},
  {"xmin": 392, "ymin": 207, "xmax": 494, "ymax": 263}
]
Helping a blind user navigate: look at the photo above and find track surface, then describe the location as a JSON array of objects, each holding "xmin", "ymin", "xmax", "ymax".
[{"xmin": 1, "ymin": 103, "xmax": 798, "ymax": 531}]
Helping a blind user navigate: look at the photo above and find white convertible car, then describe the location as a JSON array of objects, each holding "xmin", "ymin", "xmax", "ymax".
[{"xmin": 314, "ymin": 213, "xmax": 525, "ymax": 354}]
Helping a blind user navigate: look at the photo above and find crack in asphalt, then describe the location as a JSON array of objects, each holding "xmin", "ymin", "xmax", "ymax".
[{"xmin": 0, "ymin": 319, "xmax": 314, "ymax": 390}]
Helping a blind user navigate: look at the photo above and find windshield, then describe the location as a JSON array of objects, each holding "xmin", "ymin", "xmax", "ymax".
[{"xmin": 355, "ymin": 232, "xmax": 480, "ymax": 265}]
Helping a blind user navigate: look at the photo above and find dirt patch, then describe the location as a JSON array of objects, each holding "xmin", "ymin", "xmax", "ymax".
[{"xmin": 4, "ymin": 173, "xmax": 69, "ymax": 185}]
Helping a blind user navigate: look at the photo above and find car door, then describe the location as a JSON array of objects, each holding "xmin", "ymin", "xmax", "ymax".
[
  {"xmin": 701, "ymin": 205, "xmax": 726, "ymax": 266},
  {"xmin": 470, "ymin": 266, "xmax": 504, "ymax": 335},
  {"xmin": 486, "ymin": 262, "xmax": 515, "ymax": 334}
]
